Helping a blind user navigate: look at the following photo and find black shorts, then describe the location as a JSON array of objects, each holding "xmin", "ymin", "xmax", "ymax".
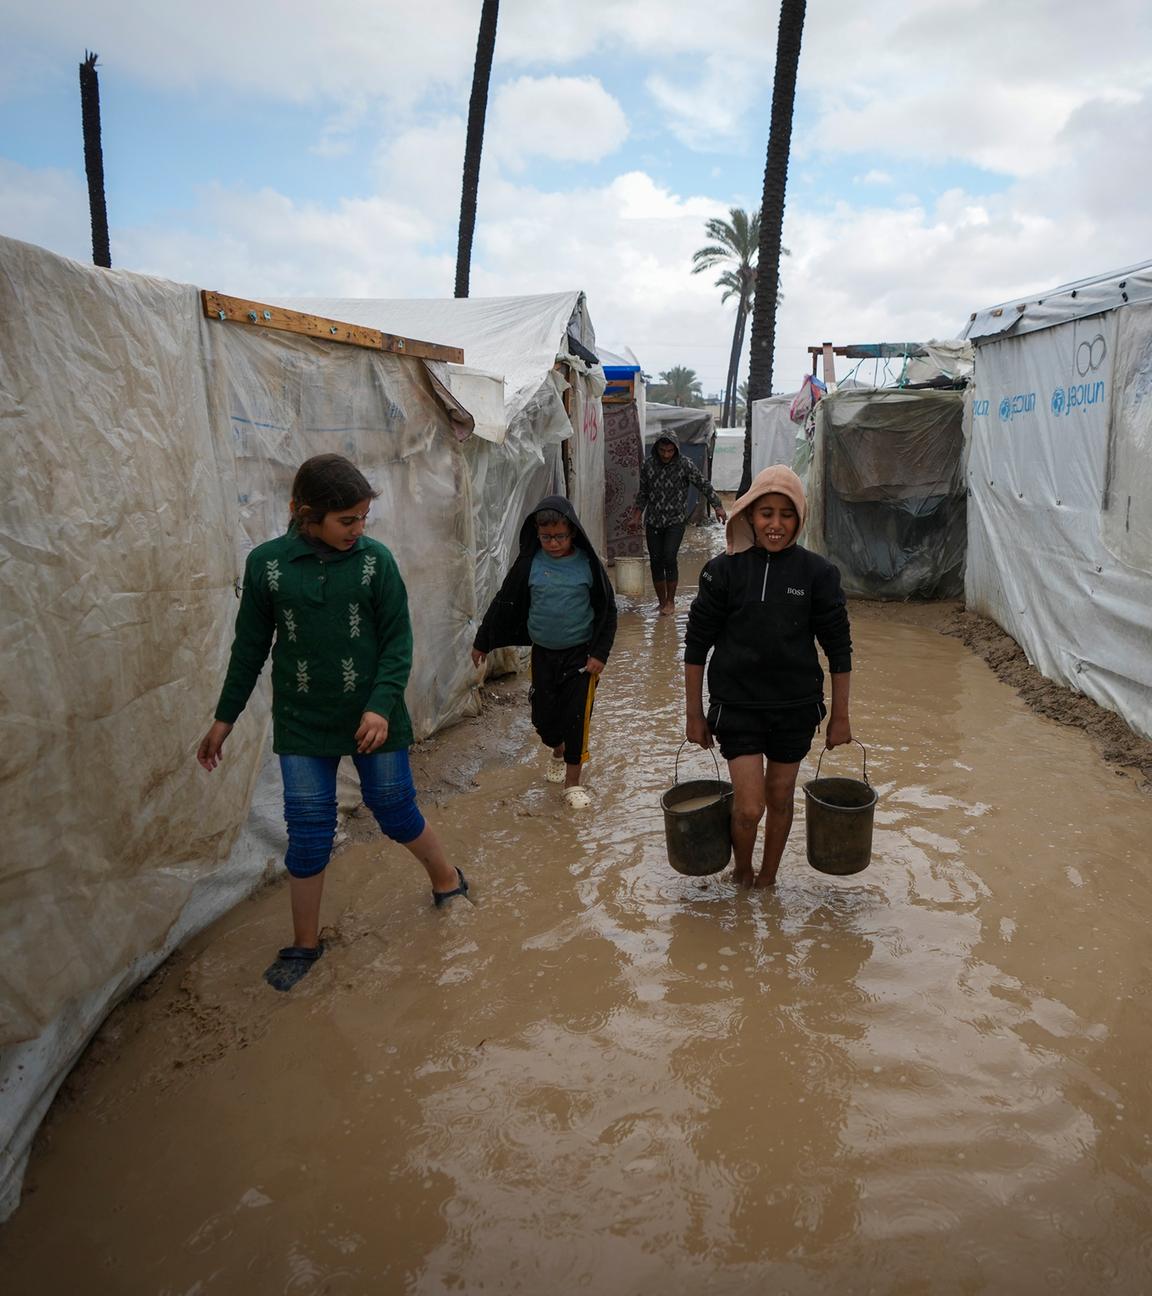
[
  {"xmin": 529, "ymin": 643, "xmax": 598, "ymax": 766},
  {"xmin": 706, "ymin": 701, "xmax": 825, "ymax": 764}
]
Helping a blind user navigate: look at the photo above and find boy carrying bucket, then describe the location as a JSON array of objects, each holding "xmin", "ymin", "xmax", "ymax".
[{"xmin": 683, "ymin": 465, "xmax": 853, "ymax": 889}]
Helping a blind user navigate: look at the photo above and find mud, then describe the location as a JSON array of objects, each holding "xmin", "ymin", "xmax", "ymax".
[
  {"xmin": 4, "ymin": 525, "xmax": 1152, "ymax": 1294},
  {"xmin": 848, "ymin": 599, "xmax": 1152, "ymax": 787}
]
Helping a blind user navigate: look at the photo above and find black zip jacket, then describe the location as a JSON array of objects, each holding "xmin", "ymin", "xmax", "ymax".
[
  {"xmin": 684, "ymin": 543, "xmax": 851, "ymax": 709},
  {"xmin": 473, "ymin": 495, "xmax": 618, "ymax": 663}
]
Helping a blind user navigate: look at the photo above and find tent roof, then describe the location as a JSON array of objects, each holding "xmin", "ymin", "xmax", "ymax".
[
  {"xmin": 275, "ymin": 291, "xmax": 594, "ymax": 418},
  {"xmin": 645, "ymin": 401, "xmax": 714, "ymax": 445},
  {"xmin": 961, "ymin": 260, "xmax": 1152, "ymax": 342},
  {"xmin": 598, "ymin": 345, "xmax": 641, "ymax": 376}
]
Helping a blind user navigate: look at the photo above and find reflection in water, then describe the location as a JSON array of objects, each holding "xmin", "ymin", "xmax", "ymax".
[{"xmin": 5, "ymin": 528, "xmax": 1152, "ymax": 1293}]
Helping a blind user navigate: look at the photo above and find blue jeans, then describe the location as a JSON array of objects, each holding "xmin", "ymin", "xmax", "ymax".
[{"xmin": 279, "ymin": 750, "xmax": 426, "ymax": 879}]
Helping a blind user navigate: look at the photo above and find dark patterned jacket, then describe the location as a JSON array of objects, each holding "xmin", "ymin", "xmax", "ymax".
[{"xmin": 634, "ymin": 435, "xmax": 722, "ymax": 528}]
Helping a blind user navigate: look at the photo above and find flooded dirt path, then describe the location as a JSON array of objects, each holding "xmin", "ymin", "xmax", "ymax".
[{"xmin": 4, "ymin": 530, "xmax": 1152, "ymax": 1294}]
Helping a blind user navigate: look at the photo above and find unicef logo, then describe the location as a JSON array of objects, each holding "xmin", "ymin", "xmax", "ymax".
[
  {"xmin": 998, "ymin": 397, "xmax": 1012, "ymax": 421},
  {"xmin": 1076, "ymin": 334, "xmax": 1106, "ymax": 377},
  {"xmin": 1051, "ymin": 387, "xmax": 1066, "ymax": 415}
]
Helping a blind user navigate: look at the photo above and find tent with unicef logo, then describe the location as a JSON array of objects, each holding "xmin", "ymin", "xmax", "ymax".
[{"xmin": 961, "ymin": 259, "xmax": 1152, "ymax": 740}]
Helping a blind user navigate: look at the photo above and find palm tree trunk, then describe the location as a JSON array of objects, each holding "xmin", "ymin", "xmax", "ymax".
[
  {"xmin": 742, "ymin": 0, "xmax": 806, "ymax": 493},
  {"xmin": 455, "ymin": 0, "xmax": 500, "ymax": 299},
  {"xmin": 730, "ymin": 299, "xmax": 751, "ymax": 426},
  {"xmin": 722, "ymin": 305, "xmax": 743, "ymax": 425},
  {"xmin": 79, "ymin": 51, "xmax": 111, "ymax": 269}
]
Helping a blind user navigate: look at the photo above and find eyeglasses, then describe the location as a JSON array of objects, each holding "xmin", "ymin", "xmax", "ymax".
[{"xmin": 538, "ymin": 532, "xmax": 572, "ymax": 545}]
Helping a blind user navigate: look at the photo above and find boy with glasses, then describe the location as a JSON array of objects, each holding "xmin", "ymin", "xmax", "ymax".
[{"xmin": 471, "ymin": 496, "xmax": 617, "ymax": 808}]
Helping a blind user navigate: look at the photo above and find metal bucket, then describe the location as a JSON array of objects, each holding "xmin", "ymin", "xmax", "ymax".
[
  {"xmin": 661, "ymin": 742, "xmax": 733, "ymax": 876},
  {"xmin": 614, "ymin": 557, "xmax": 645, "ymax": 597},
  {"xmin": 803, "ymin": 740, "xmax": 876, "ymax": 876}
]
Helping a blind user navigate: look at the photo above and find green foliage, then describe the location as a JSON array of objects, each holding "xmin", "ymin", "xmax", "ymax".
[{"xmin": 650, "ymin": 365, "xmax": 704, "ymax": 407}]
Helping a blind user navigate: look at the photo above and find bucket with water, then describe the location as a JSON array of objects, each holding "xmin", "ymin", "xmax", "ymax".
[
  {"xmin": 803, "ymin": 740, "xmax": 876, "ymax": 876},
  {"xmin": 661, "ymin": 742, "xmax": 733, "ymax": 876},
  {"xmin": 614, "ymin": 557, "xmax": 645, "ymax": 597}
]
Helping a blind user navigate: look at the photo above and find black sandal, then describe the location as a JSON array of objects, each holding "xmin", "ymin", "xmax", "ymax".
[
  {"xmin": 263, "ymin": 942, "xmax": 324, "ymax": 992},
  {"xmin": 433, "ymin": 867, "xmax": 470, "ymax": 908}
]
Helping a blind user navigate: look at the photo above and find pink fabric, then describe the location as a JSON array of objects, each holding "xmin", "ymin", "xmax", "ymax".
[{"xmin": 725, "ymin": 464, "xmax": 808, "ymax": 554}]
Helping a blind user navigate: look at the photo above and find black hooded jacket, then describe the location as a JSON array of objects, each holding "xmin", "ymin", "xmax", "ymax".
[
  {"xmin": 684, "ymin": 543, "xmax": 851, "ymax": 710},
  {"xmin": 473, "ymin": 495, "xmax": 618, "ymax": 663}
]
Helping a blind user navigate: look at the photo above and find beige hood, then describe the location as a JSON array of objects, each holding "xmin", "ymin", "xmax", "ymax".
[{"xmin": 725, "ymin": 464, "xmax": 808, "ymax": 555}]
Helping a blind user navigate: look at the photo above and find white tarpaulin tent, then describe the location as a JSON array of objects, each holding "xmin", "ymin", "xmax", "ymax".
[
  {"xmin": 750, "ymin": 395, "xmax": 800, "ymax": 476},
  {"xmin": 0, "ymin": 236, "xmax": 496, "ymax": 1218},
  {"xmin": 279, "ymin": 293, "xmax": 608, "ymax": 570},
  {"xmin": 711, "ymin": 429, "xmax": 745, "ymax": 491},
  {"xmin": 961, "ymin": 261, "xmax": 1152, "ymax": 739}
]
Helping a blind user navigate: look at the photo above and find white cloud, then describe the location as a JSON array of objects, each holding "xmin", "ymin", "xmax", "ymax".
[
  {"xmin": 0, "ymin": 160, "xmax": 91, "ymax": 263},
  {"xmin": 0, "ymin": 0, "xmax": 780, "ymax": 111},
  {"xmin": 799, "ymin": 0, "xmax": 1152, "ymax": 179},
  {"xmin": 0, "ymin": 1, "xmax": 481, "ymax": 107},
  {"xmin": 122, "ymin": 183, "xmax": 444, "ymax": 300},
  {"xmin": 374, "ymin": 117, "xmax": 467, "ymax": 230},
  {"xmin": 488, "ymin": 76, "xmax": 628, "ymax": 169},
  {"xmin": 646, "ymin": 56, "xmax": 762, "ymax": 151},
  {"xmin": 495, "ymin": 0, "xmax": 780, "ymax": 66}
]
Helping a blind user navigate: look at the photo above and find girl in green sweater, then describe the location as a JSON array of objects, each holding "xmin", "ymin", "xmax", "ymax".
[{"xmin": 197, "ymin": 454, "xmax": 468, "ymax": 991}]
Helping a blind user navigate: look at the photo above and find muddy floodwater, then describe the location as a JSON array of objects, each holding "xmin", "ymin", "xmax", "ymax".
[{"xmin": 4, "ymin": 530, "xmax": 1152, "ymax": 1294}]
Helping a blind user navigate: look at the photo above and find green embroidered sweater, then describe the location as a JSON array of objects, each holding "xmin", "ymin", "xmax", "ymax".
[{"xmin": 214, "ymin": 530, "xmax": 414, "ymax": 756}]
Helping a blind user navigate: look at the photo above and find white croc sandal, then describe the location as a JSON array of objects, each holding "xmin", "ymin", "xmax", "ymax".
[
  {"xmin": 545, "ymin": 757, "xmax": 567, "ymax": 784},
  {"xmin": 564, "ymin": 786, "xmax": 592, "ymax": 809}
]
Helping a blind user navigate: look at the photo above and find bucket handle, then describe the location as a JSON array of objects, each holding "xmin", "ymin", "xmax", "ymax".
[
  {"xmin": 813, "ymin": 739, "xmax": 870, "ymax": 786},
  {"xmin": 674, "ymin": 739, "xmax": 722, "ymax": 786}
]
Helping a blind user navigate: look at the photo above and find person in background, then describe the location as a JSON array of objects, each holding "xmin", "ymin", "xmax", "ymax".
[{"xmin": 630, "ymin": 431, "xmax": 727, "ymax": 615}]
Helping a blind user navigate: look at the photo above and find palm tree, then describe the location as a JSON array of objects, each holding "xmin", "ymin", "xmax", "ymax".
[
  {"xmin": 78, "ymin": 51, "xmax": 110, "ymax": 268},
  {"xmin": 652, "ymin": 366, "xmax": 704, "ymax": 407},
  {"xmin": 691, "ymin": 208, "xmax": 757, "ymax": 427},
  {"xmin": 743, "ymin": 0, "xmax": 806, "ymax": 493},
  {"xmin": 733, "ymin": 380, "xmax": 750, "ymax": 425},
  {"xmin": 455, "ymin": 1, "xmax": 500, "ymax": 298}
]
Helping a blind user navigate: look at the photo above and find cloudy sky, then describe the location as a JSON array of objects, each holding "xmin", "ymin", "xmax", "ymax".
[{"xmin": 2, "ymin": 0, "xmax": 1150, "ymax": 397}]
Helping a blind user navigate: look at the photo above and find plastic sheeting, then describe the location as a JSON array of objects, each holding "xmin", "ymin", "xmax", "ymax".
[
  {"xmin": 711, "ymin": 430, "xmax": 746, "ymax": 491},
  {"xmin": 965, "ymin": 308, "xmax": 1152, "ymax": 739},
  {"xmin": 750, "ymin": 395, "xmax": 800, "ymax": 475},
  {"xmin": 1102, "ymin": 301, "xmax": 1152, "ymax": 577},
  {"xmin": 644, "ymin": 402, "xmax": 713, "ymax": 447},
  {"xmin": 0, "ymin": 236, "xmax": 488, "ymax": 1217},
  {"xmin": 962, "ymin": 261, "xmax": 1152, "ymax": 342},
  {"xmin": 279, "ymin": 292, "xmax": 607, "ymax": 557},
  {"xmin": 805, "ymin": 389, "xmax": 966, "ymax": 599}
]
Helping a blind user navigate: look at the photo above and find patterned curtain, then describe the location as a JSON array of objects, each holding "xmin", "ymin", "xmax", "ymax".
[{"xmin": 603, "ymin": 401, "xmax": 645, "ymax": 560}]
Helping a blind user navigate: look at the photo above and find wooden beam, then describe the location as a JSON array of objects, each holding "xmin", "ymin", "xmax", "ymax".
[{"xmin": 201, "ymin": 290, "xmax": 465, "ymax": 364}]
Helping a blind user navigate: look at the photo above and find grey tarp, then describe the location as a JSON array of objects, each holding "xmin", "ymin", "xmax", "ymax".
[{"xmin": 805, "ymin": 388, "xmax": 967, "ymax": 599}]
